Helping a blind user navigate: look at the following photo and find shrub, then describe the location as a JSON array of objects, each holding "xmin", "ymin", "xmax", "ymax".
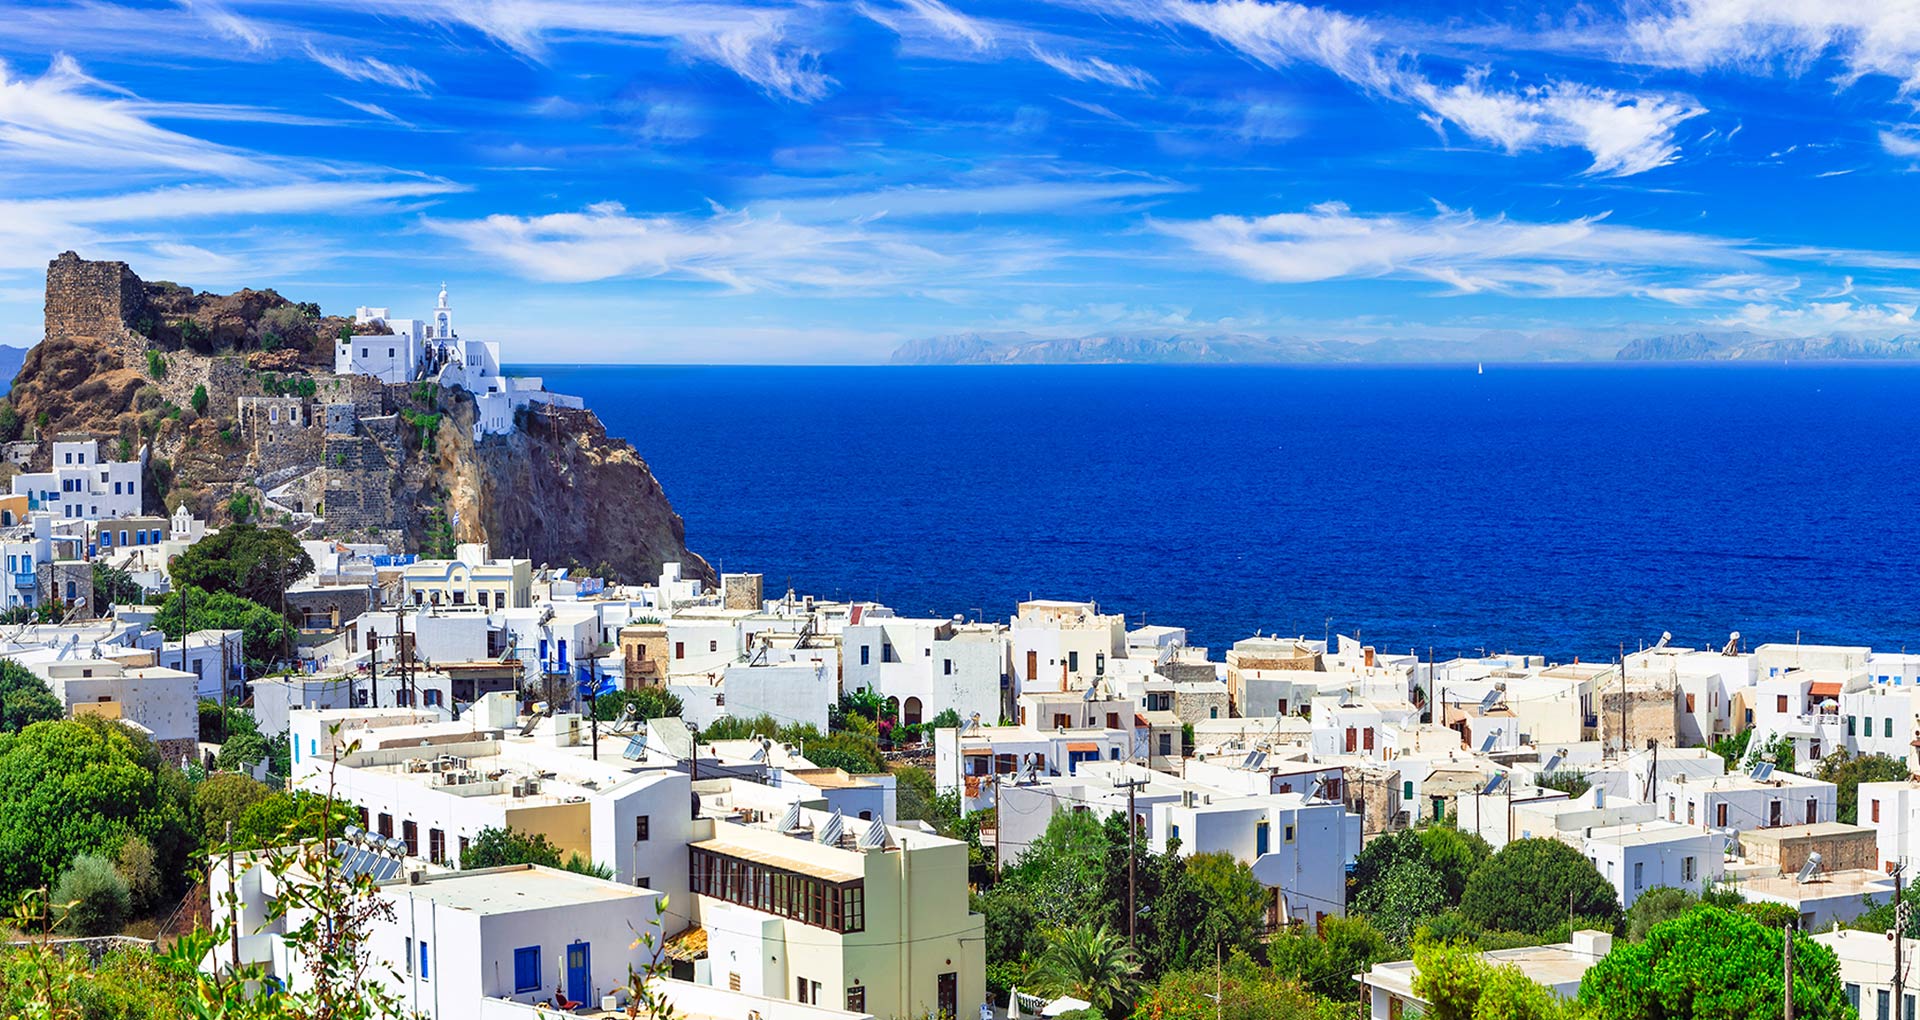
[
  {"xmin": 53, "ymin": 854, "xmax": 131, "ymax": 935},
  {"xmin": 145, "ymin": 350, "xmax": 166, "ymax": 378},
  {"xmin": 1460, "ymin": 838, "xmax": 1621, "ymax": 936},
  {"xmin": 190, "ymin": 384, "xmax": 208, "ymax": 415},
  {"xmin": 114, "ymin": 835, "xmax": 161, "ymax": 914}
]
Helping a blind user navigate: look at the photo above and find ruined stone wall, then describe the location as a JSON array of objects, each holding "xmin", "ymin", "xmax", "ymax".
[
  {"xmin": 321, "ymin": 435, "xmax": 394, "ymax": 535},
  {"xmin": 1601, "ymin": 687, "xmax": 1681, "ymax": 750},
  {"xmin": 35, "ymin": 561, "xmax": 95, "ymax": 617},
  {"xmin": 237, "ymin": 397, "xmax": 321, "ymax": 475},
  {"xmin": 44, "ymin": 251, "xmax": 143, "ymax": 344}
]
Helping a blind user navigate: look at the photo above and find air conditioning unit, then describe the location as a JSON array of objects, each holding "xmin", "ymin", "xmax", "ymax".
[
  {"xmin": 511, "ymin": 782, "xmax": 527, "ymax": 798},
  {"xmin": 407, "ymin": 869, "xmax": 426, "ymax": 885}
]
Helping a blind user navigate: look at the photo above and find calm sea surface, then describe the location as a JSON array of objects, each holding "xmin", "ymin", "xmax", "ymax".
[{"xmin": 521, "ymin": 363, "xmax": 1920, "ymax": 661}]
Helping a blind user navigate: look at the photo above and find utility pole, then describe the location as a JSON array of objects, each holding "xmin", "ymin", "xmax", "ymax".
[
  {"xmin": 1116, "ymin": 771, "xmax": 1149, "ymax": 950},
  {"xmin": 225, "ymin": 821, "xmax": 239, "ymax": 973},
  {"xmin": 1784, "ymin": 920, "xmax": 1795, "ymax": 1020},
  {"xmin": 989, "ymin": 772, "xmax": 1001, "ymax": 880},
  {"xmin": 1895, "ymin": 865, "xmax": 1908, "ymax": 1020},
  {"xmin": 368, "ymin": 634, "xmax": 381, "ymax": 709},
  {"xmin": 1618, "ymin": 645, "xmax": 1628, "ymax": 757}
]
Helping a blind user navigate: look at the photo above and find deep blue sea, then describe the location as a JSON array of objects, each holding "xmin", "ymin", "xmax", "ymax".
[{"xmin": 521, "ymin": 363, "xmax": 1920, "ymax": 661}]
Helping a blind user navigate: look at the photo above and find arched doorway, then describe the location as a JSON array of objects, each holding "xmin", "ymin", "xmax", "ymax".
[{"xmin": 903, "ymin": 697, "xmax": 923, "ymax": 727}]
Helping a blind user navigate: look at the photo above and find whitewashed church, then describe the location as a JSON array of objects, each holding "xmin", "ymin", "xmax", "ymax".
[{"xmin": 336, "ymin": 285, "xmax": 581, "ymax": 436}]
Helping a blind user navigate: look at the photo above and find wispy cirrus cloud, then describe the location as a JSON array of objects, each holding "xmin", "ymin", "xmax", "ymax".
[
  {"xmin": 302, "ymin": 42, "xmax": 433, "ymax": 93},
  {"xmin": 1081, "ymin": 0, "xmax": 1704, "ymax": 175},
  {"xmin": 0, "ymin": 55, "xmax": 274, "ymax": 179},
  {"xmin": 860, "ymin": 0, "xmax": 1158, "ymax": 92},
  {"xmin": 1028, "ymin": 43, "xmax": 1156, "ymax": 90},
  {"xmin": 425, "ymin": 193, "xmax": 1071, "ymax": 292},
  {"xmin": 312, "ymin": 0, "xmax": 835, "ymax": 102},
  {"xmin": 176, "ymin": 0, "xmax": 271, "ymax": 50},
  {"xmin": 0, "ymin": 55, "xmax": 458, "ymax": 280}
]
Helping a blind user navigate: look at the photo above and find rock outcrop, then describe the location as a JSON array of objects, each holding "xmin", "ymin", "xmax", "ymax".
[{"xmin": 8, "ymin": 252, "xmax": 710, "ymax": 584}]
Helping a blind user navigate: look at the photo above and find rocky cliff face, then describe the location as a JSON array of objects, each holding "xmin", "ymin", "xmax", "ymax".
[{"xmin": 8, "ymin": 252, "xmax": 710, "ymax": 584}]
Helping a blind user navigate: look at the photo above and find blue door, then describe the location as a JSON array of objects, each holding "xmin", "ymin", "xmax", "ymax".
[{"xmin": 566, "ymin": 941, "xmax": 590, "ymax": 1006}]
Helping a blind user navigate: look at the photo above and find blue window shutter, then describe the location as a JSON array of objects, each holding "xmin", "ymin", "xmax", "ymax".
[
  {"xmin": 419, "ymin": 941, "xmax": 428, "ymax": 980},
  {"xmin": 514, "ymin": 947, "xmax": 541, "ymax": 992}
]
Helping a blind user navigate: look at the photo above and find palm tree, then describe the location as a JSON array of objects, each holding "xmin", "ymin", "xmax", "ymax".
[{"xmin": 1026, "ymin": 922, "xmax": 1142, "ymax": 1017}]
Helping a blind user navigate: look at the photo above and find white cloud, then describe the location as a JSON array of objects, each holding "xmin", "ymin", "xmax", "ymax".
[
  {"xmin": 328, "ymin": 0, "xmax": 835, "ymax": 102},
  {"xmin": 0, "ymin": 55, "xmax": 273, "ymax": 179},
  {"xmin": 1714, "ymin": 300, "xmax": 1920, "ymax": 334},
  {"xmin": 1027, "ymin": 43, "xmax": 1156, "ymax": 91},
  {"xmin": 1087, "ymin": 0, "xmax": 1703, "ymax": 175},
  {"xmin": 1154, "ymin": 201, "xmax": 1774, "ymax": 298},
  {"xmin": 860, "ymin": 0, "xmax": 1158, "ymax": 92},
  {"xmin": 176, "ymin": 0, "xmax": 271, "ymax": 50},
  {"xmin": 758, "ymin": 175, "xmax": 1184, "ymax": 220},
  {"xmin": 857, "ymin": 0, "xmax": 996, "ymax": 51},
  {"xmin": 1631, "ymin": 1, "xmax": 1920, "ymax": 94},
  {"xmin": 331, "ymin": 96, "xmax": 410, "ymax": 125},
  {"xmin": 425, "ymin": 199, "xmax": 1062, "ymax": 292},
  {"xmin": 302, "ymin": 43, "xmax": 433, "ymax": 93},
  {"xmin": 1882, "ymin": 127, "xmax": 1920, "ymax": 158}
]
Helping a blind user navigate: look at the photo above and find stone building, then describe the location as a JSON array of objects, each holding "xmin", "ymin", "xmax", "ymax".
[
  {"xmin": 721, "ymin": 572, "xmax": 764, "ymax": 611},
  {"xmin": 35, "ymin": 560, "xmax": 94, "ymax": 617}
]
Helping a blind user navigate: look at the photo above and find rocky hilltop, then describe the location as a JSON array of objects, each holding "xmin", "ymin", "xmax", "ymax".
[{"xmin": 6, "ymin": 252, "xmax": 710, "ymax": 583}]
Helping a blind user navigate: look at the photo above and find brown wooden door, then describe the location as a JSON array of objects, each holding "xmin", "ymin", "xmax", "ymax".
[
  {"xmin": 1026, "ymin": 650, "xmax": 1037, "ymax": 679},
  {"xmin": 937, "ymin": 972, "xmax": 957, "ymax": 1019}
]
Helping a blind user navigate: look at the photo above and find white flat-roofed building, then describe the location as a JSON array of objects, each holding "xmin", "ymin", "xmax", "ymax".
[
  {"xmin": 10, "ymin": 438, "xmax": 143, "ymax": 522},
  {"xmin": 1673, "ymin": 769, "xmax": 1838, "ymax": 832},
  {"xmin": 210, "ymin": 859, "xmax": 667, "ymax": 1019},
  {"xmin": 1813, "ymin": 928, "xmax": 1920, "ymax": 1020},
  {"xmin": 1579, "ymin": 821, "xmax": 1724, "ymax": 909},
  {"xmin": 932, "ymin": 722, "xmax": 1130, "ymax": 813},
  {"xmin": 841, "ymin": 611, "xmax": 1008, "ymax": 727},
  {"xmin": 1362, "ymin": 931, "xmax": 1614, "ymax": 1020},
  {"xmin": 291, "ymin": 701, "xmax": 694, "ymax": 902},
  {"xmin": 1736, "ymin": 868, "xmax": 1894, "ymax": 929},
  {"xmin": 1009, "ymin": 599, "xmax": 1127, "ymax": 697}
]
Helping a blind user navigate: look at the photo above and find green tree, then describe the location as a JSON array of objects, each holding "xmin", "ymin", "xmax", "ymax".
[
  {"xmin": 1005, "ymin": 809, "xmax": 1111, "ymax": 929},
  {"xmin": 1414, "ymin": 940, "xmax": 1573, "ymax": 1020},
  {"xmin": 1418, "ymin": 825, "xmax": 1494, "ymax": 903},
  {"xmin": 1460, "ymin": 838, "xmax": 1621, "ymax": 936},
  {"xmin": 1579, "ymin": 905, "xmax": 1851, "ymax": 1020},
  {"xmin": 591, "ymin": 685, "xmax": 683, "ymax": 722},
  {"xmin": 1359, "ymin": 855, "xmax": 1450, "ymax": 944},
  {"xmin": 193, "ymin": 772, "xmax": 270, "ymax": 845},
  {"xmin": 1268, "ymin": 913, "xmax": 1393, "ymax": 1001},
  {"xmin": 1746, "ymin": 733, "xmax": 1796, "ymax": 777},
  {"xmin": 1535, "ymin": 771, "xmax": 1593, "ymax": 797},
  {"xmin": 114, "ymin": 834, "xmax": 162, "ymax": 915},
  {"xmin": 154, "ymin": 585, "xmax": 294, "ymax": 674},
  {"xmin": 226, "ymin": 491, "xmax": 256, "ymax": 523},
  {"xmin": 52, "ymin": 853, "xmax": 131, "ymax": 935},
  {"xmin": 1816, "ymin": 750, "xmax": 1910, "ymax": 823},
  {"xmin": 460, "ymin": 825, "xmax": 564, "ymax": 869},
  {"xmin": 0, "ymin": 400, "xmax": 19, "ymax": 443},
  {"xmin": 0, "ymin": 659, "xmax": 64, "ymax": 733},
  {"xmin": 1626, "ymin": 886, "xmax": 1698, "ymax": 941},
  {"xmin": 1128, "ymin": 953, "xmax": 1325, "ymax": 1020},
  {"xmin": 1709, "ymin": 729, "xmax": 1753, "ymax": 771},
  {"xmin": 190, "ymin": 383, "xmax": 209, "ymax": 415},
  {"xmin": 165, "ymin": 523, "xmax": 313, "ymax": 608},
  {"xmin": 976, "ymin": 882, "xmax": 1045, "ymax": 999},
  {"xmin": 1027, "ymin": 922, "xmax": 1141, "ymax": 1019},
  {"xmin": 0, "ymin": 716, "xmax": 194, "ymax": 900},
  {"xmin": 92, "ymin": 562, "xmax": 146, "ymax": 608}
]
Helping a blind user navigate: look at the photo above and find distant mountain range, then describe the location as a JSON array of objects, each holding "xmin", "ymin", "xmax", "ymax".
[
  {"xmin": 0, "ymin": 344, "xmax": 29, "ymax": 393},
  {"xmin": 1615, "ymin": 332, "xmax": 1920, "ymax": 361},
  {"xmin": 889, "ymin": 330, "xmax": 1609, "ymax": 365}
]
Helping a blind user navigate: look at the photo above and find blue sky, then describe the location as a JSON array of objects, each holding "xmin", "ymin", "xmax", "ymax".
[{"xmin": 2, "ymin": 0, "xmax": 1919, "ymax": 362}]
